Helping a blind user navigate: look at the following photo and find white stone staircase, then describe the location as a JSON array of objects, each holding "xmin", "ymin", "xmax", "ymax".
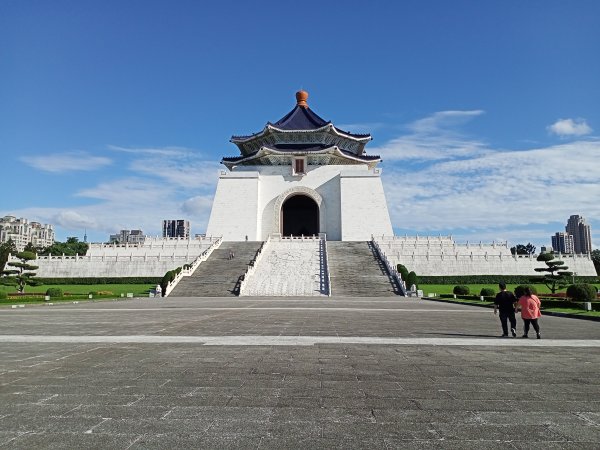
[{"xmin": 240, "ymin": 235, "xmax": 329, "ymax": 296}]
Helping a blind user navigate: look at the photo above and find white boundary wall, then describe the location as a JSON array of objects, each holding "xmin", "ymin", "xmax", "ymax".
[
  {"xmin": 206, "ymin": 165, "xmax": 393, "ymax": 241},
  {"xmin": 374, "ymin": 235, "xmax": 597, "ymax": 276},
  {"xmin": 12, "ymin": 237, "xmax": 220, "ymax": 278}
]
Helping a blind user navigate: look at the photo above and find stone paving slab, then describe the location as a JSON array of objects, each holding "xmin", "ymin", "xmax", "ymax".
[{"xmin": 1, "ymin": 297, "xmax": 599, "ymax": 448}]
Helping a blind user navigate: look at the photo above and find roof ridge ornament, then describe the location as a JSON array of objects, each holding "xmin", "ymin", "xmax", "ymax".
[{"xmin": 296, "ymin": 90, "xmax": 309, "ymax": 108}]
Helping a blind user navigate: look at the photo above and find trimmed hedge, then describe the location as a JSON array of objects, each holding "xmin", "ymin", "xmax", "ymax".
[
  {"xmin": 45, "ymin": 287, "xmax": 63, "ymax": 298},
  {"xmin": 419, "ymin": 275, "xmax": 600, "ymax": 284},
  {"xmin": 480, "ymin": 288, "xmax": 496, "ymax": 297},
  {"xmin": 434, "ymin": 294, "xmax": 600, "ymax": 311},
  {"xmin": 160, "ymin": 267, "xmax": 182, "ymax": 294},
  {"xmin": 396, "ymin": 264, "xmax": 409, "ymax": 282},
  {"xmin": 514, "ymin": 285, "xmax": 538, "ymax": 299},
  {"xmin": 406, "ymin": 271, "xmax": 419, "ymax": 288},
  {"xmin": 453, "ymin": 285, "xmax": 470, "ymax": 295},
  {"xmin": 0, "ymin": 291, "xmax": 7, "ymax": 300},
  {"xmin": 36, "ymin": 277, "xmax": 162, "ymax": 285},
  {"xmin": 566, "ymin": 284, "xmax": 598, "ymax": 301}
]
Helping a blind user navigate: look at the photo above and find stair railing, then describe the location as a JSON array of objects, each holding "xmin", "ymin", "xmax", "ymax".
[
  {"xmin": 164, "ymin": 236, "xmax": 223, "ymax": 297},
  {"xmin": 371, "ymin": 237, "xmax": 407, "ymax": 296},
  {"xmin": 238, "ymin": 236, "xmax": 270, "ymax": 296},
  {"xmin": 319, "ymin": 233, "xmax": 331, "ymax": 296}
]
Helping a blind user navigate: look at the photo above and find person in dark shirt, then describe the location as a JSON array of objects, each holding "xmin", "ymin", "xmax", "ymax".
[{"xmin": 494, "ymin": 282, "xmax": 517, "ymax": 337}]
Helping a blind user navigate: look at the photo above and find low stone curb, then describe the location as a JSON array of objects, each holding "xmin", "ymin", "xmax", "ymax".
[
  {"xmin": 421, "ymin": 296, "xmax": 600, "ymax": 322},
  {"xmin": 540, "ymin": 310, "xmax": 600, "ymax": 322}
]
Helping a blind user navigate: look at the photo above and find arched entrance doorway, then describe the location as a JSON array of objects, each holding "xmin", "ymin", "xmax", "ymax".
[{"xmin": 281, "ymin": 195, "xmax": 319, "ymax": 236}]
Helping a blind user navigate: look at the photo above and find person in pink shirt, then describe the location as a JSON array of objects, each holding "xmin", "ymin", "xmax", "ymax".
[{"xmin": 516, "ymin": 286, "xmax": 542, "ymax": 339}]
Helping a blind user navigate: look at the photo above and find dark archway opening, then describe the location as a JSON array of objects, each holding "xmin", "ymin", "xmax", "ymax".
[{"xmin": 281, "ymin": 195, "xmax": 319, "ymax": 236}]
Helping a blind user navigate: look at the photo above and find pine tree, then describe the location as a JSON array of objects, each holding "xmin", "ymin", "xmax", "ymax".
[
  {"xmin": 0, "ymin": 239, "xmax": 17, "ymax": 272},
  {"xmin": 1, "ymin": 251, "xmax": 39, "ymax": 293},
  {"xmin": 533, "ymin": 253, "xmax": 572, "ymax": 294}
]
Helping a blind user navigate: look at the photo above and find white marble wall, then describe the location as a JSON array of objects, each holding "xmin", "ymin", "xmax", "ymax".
[
  {"xmin": 206, "ymin": 164, "xmax": 393, "ymax": 241},
  {"xmin": 340, "ymin": 169, "xmax": 393, "ymax": 240},
  {"xmin": 206, "ymin": 171, "xmax": 259, "ymax": 241},
  {"xmin": 29, "ymin": 258, "xmax": 193, "ymax": 278},
  {"xmin": 86, "ymin": 237, "xmax": 216, "ymax": 257},
  {"xmin": 374, "ymin": 236, "xmax": 598, "ymax": 276},
  {"xmin": 15, "ymin": 237, "xmax": 218, "ymax": 278}
]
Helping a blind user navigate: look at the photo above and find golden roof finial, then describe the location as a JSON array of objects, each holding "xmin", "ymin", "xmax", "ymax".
[{"xmin": 296, "ymin": 90, "xmax": 309, "ymax": 108}]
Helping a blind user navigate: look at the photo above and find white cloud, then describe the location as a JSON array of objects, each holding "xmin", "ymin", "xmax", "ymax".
[
  {"xmin": 129, "ymin": 158, "xmax": 221, "ymax": 189},
  {"xmin": 181, "ymin": 195, "xmax": 214, "ymax": 217},
  {"xmin": 20, "ymin": 152, "xmax": 112, "ymax": 173},
  {"xmin": 336, "ymin": 122, "xmax": 384, "ymax": 134},
  {"xmin": 369, "ymin": 110, "xmax": 488, "ymax": 161},
  {"xmin": 109, "ymin": 144, "xmax": 220, "ymax": 189},
  {"xmin": 8, "ymin": 144, "xmax": 224, "ymax": 240},
  {"xmin": 408, "ymin": 110, "xmax": 484, "ymax": 134},
  {"xmin": 383, "ymin": 140, "xmax": 600, "ymax": 241},
  {"xmin": 52, "ymin": 210, "xmax": 96, "ymax": 230},
  {"xmin": 547, "ymin": 118, "xmax": 592, "ymax": 137},
  {"xmin": 107, "ymin": 145, "xmax": 191, "ymax": 157},
  {"xmin": 75, "ymin": 178, "xmax": 172, "ymax": 204}
]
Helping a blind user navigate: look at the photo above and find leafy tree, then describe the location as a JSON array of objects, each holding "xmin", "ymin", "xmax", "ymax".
[
  {"xmin": 1, "ymin": 251, "xmax": 40, "ymax": 293},
  {"xmin": 533, "ymin": 253, "xmax": 572, "ymax": 294},
  {"xmin": 591, "ymin": 249, "xmax": 600, "ymax": 276},
  {"xmin": 39, "ymin": 237, "xmax": 89, "ymax": 256},
  {"xmin": 0, "ymin": 239, "xmax": 17, "ymax": 272},
  {"xmin": 23, "ymin": 242, "xmax": 42, "ymax": 253},
  {"xmin": 510, "ymin": 243, "xmax": 536, "ymax": 256}
]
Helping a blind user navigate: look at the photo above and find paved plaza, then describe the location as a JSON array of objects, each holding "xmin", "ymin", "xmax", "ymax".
[{"xmin": 1, "ymin": 297, "xmax": 600, "ymax": 449}]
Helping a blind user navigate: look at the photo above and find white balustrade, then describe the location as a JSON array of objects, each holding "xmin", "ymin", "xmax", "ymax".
[{"xmin": 163, "ymin": 237, "xmax": 223, "ymax": 297}]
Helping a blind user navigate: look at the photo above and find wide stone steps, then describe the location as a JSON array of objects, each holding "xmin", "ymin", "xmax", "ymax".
[
  {"xmin": 327, "ymin": 241, "xmax": 400, "ymax": 297},
  {"xmin": 168, "ymin": 242, "xmax": 263, "ymax": 297},
  {"xmin": 242, "ymin": 239, "xmax": 326, "ymax": 296}
]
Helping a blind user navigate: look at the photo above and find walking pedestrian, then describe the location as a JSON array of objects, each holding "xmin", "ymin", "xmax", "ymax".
[
  {"xmin": 516, "ymin": 287, "xmax": 542, "ymax": 339},
  {"xmin": 494, "ymin": 282, "xmax": 517, "ymax": 337}
]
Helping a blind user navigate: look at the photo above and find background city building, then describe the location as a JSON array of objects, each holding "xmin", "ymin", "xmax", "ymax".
[
  {"xmin": 162, "ymin": 220, "xmax": 190, "ymax": 239},
  {"xmin": 109, "ymin": 229, "xmax": 146, "ymax": 244},
  {"xmin": 565, "ymin": 215, "xmax": 593, "ymax": 254},
  {"xmin": 0, "ymin": 215, "xmax": 55, "ymax": 251},
  {"xmin": 551, "ymin": 232, "xmax": 574, "ymax": 254}
]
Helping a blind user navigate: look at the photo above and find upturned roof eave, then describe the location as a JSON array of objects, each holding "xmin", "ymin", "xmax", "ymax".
[
  {"xmin": 230, "ymin": 124, "xmax": 372, "ymax": 146},
  {"xmin": 221, "ymin": 145, "xmax": 381, "ymax": 170}
]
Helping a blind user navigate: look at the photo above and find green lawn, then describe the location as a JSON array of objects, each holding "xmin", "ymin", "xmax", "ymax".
[{"xmin": 0, "ymin": 283, "xmax": 154, "ymax": 297}]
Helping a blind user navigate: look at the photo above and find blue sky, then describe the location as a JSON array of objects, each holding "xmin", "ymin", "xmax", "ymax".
[{"xmin": 1, "ymin": 0, "xmax": 599, "ymax": 249}]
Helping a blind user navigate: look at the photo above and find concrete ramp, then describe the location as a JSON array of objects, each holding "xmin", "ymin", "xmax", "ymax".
[
  {"xmin": 327, "ymin": 241, "xmax": 400, "ymax": 296},
  {"xmin": 168, "ymin": 242, "xmax": 263, "ymax": 297}
]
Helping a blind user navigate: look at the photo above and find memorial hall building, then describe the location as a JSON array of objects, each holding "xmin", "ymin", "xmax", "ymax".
[{"xmin": 206, "ymin": 90, "xmax": 393, "ymax": 241}]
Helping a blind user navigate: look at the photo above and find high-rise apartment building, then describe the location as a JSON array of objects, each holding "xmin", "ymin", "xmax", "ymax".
[
  {"xmin": 109, "ymin": 229, "xmax": 146, "ymax": 244},
  {"xmin": 565, "ymin": 214, "xmax": 592, "ymax": 254},
  {"xmin": 162, "ymin": 220, "xmax": 190, "ymax": 239},
  {"xmin": 0, "ymin": 215, "xmax": 55, "ymax": 251},
  {"xmin": 551, "ymin": 232, "xmax": 574, "ymax": 254}
]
